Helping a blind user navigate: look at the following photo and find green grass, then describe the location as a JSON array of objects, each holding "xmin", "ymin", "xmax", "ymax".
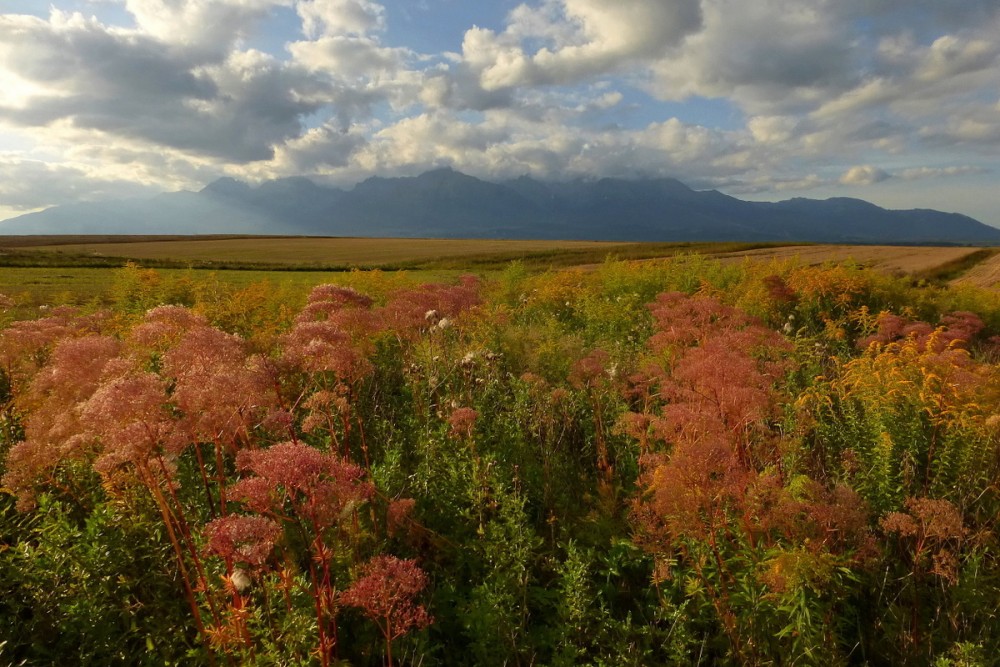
[
  {"xmin": 0, "ymin": 265, "xmax": 459, "ymax": 310},
  {"xmin": 0, "ymin": 238, "xmax": 805, "ymax": 310},
  {"xmin": 407, "ymin": 241, "xmax": 795, "ymax": 271},
  {"xmin": 0, "ymin": 267, "xmax": 115, "ymax": 305}
]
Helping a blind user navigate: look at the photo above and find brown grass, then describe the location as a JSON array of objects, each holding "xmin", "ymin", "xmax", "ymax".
[
  {"xmin": 952, "ymin": 252, "xmax": 1000, "ymax": 289},
  {"xmin": 710, "ymin": 245, "xmax": 983, "ymax": 274}
]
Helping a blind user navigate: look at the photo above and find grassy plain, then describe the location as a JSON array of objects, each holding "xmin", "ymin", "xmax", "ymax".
[
  {"xmin": 2, "ymin": 236, "xmax": 630, "ymax": 268},
  {"xmin": 2, "ymin": 236, "xmax": 997, "ymax": 308},
  {"xmin": 13, "ymin": 236, "xmax": 983, "ymax": 274},
  {"xmin": 0, "ymin": 236, "xmax": 780, "ymax": 306},
  {"xmin": 0, "ymin": 266, "xmax": 459, "ymax": 308}
]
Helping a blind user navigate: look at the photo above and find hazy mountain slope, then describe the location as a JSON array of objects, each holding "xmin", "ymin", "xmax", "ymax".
[{"xmin": 4, "ymin": 168, "xmax": 998, "ymax": 244}]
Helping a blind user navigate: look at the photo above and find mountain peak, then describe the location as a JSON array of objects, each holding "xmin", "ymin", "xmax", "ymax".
[
  {"xmin": 201, "ymin": 177, "xmax": 251, "ymax": 197},
  {"xmin": 256, "ymin": 176, "xmax": 323, "ymax": 195},
  {"xmin": 415, "ymin": 167, "xmax": 482, "ymax": 184}
]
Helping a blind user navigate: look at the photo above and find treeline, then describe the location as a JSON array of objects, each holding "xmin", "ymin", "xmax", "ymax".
[{"xmin": 2, "ymin": 256, "xmax": 1000, "ymax": 665}]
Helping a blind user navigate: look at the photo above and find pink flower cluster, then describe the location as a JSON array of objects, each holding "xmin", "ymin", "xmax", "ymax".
[
  {"xmin": 859, "ymin": 310, "xmax": 985, "ymax": 352},
  {"xmin": 341, "ymin": 555, "xmax": 432, "ymax": 641},
  {"xmin": 230, "ymin": 441, "xmax": 374, "ymax": 530},
  {"xmin": 204, "ymin": 514, "xmax": 283, "ymax": 568},
  {"xmin": 447, "ymin": 407, "xmax": 478, "ymax": 439},
  {"xmin": 161, "ymin": 323, "xmax": 276, "ymax": 447}
]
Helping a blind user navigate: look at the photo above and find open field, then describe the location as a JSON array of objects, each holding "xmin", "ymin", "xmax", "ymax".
[
  {"xmin": 0, "ymin": 234, "xmax": 268, "ymax": 247},
  {"xmin": 1, "ymin": 236, "xmax": 632, "ymax": 268},
  {"xmin": 2, "ymin": 238, "xmax": 998, "ymax": 308},
  {"xmin": 4, "ymin": 235, "xmax": 992, "ymax": 275}
]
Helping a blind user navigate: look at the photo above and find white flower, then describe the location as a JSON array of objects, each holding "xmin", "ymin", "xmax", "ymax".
[{"xmin": 230, "ymin": 568, "xmax": 251, "ymax": 593}]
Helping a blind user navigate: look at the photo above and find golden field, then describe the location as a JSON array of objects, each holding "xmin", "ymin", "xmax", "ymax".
[{"xmin": 4, "ymin": 236, "xmax": 630, "ymax": 267}]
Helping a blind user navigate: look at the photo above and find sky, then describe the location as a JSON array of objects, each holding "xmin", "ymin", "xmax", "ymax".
[{"xmin": 1, "ymin": 0, "xmax": 999, "ymax": 228}]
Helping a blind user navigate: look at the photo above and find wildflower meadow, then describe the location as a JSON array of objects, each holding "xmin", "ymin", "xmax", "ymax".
[{"xmin": 2, "ymin": 256, "xmax": 1000, "ymax": 665}]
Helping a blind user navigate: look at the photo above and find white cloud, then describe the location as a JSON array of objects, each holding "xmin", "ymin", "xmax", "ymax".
[
  {"xmin": 460, "ymin": 0, "xmax": 702, "ymax": 91},
  {"xmin": 124, "ymin": 0, "xmax": 285, "ymax": 55},
  {"xmin": 748, "ymin": 116, "xmax": 799, "ymax": 144},
  {"xmin": 296, "ymin": 0, "xmax": 385, "ymax": 38},
  {"xmin": 899, "ymin": 165, "xmax": 990, "ymax": 180},
  {"xmin": 268, "ymin": 121, "xmax": 368, "ymax": 172},
  {"xmin": 915, "ymin": 35, "xmax": 998, "ymax": 82},
  {"xmin": 839, "ymin": 165, "xmax": 891, "ymax": 186}
]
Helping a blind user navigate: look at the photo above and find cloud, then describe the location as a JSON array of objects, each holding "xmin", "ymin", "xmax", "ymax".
[
  {"xmin": 921, "ymin": 110, "xmax": 1000, "ymax": 147},
  {"xmin": 646, "ymin": 0, "xmax": 862, "ymax": 115},
  {"xmin": 899, "ymin": 165, "xmax": 991, "ymax": 180},
  {"xmin": 289, "ymin": 35, "xmax": 406, "ymax": 75},
  {"xmin": 0, "ymin": 13, "xmax": 215, "ymax": 104},
  {"xmin": 1, "ymin": 0, "xmax": 999, "ymax": 226},
  {"xmin": 297, "ymin": 0, "xmax": 385, "ymax": 38},
  {"xmin": 839, "ymin": 165, "xmax": 891, "ymax": 186},
  {"xmin": 0, "ymin": 156, "xmax": 161, "ymax": 210},
  {"xmin": 837, "ymin": 0, "xmax": 1000, "ymax": 33},
  {"xmin": 915, "ymin": 36, "xmax": 999, "ymax": 82},
  {"xmin": 0, "ymin": 11, "xmax": 331, "ymax": 162},
  {"xmin": 270, "ymin": 107, "xmax": 757, "ymax": 190},
  {"xmin": 748, "ymin": 116, "xmax": 800, "ymax": 144},
  {"xmin": 459, "ymin": 0, "xmax": 703, "ymax": 91},
  {"xmin": 269, "ymin": 121, "xmax": 369, "ymax": 171},
  {"xmin": 124, "ymin": 0, "xmax": 284, "ymax": 56},
  {"xmin": 419, "ymin": 65, "xmax": 515, "ymax": 111}
]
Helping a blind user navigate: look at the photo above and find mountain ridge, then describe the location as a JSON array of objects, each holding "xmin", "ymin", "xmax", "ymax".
[{"xmin": 3, "ymin": 168, "xmax": 998, "ymax": 244}]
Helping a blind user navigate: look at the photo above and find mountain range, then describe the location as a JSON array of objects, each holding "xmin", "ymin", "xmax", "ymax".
[{"xmin": 4, "ymin": 168, "xmax": 999, "ymax": 244}]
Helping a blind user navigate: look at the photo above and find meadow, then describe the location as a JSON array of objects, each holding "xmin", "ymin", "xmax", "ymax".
[{"xmin": 3, "ymin": 242, "xmax": 1000, "ymax": 665}]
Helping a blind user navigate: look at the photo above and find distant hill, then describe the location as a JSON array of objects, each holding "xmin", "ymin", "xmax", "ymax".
[{"xmin": 4, "ymin": 168, "xmax": 999, "ymax": 244}]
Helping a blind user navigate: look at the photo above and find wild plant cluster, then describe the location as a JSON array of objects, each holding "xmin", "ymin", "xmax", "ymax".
[{"xmin": 2, "ymin": 257, "xmax": 1000, "ymax": 665}]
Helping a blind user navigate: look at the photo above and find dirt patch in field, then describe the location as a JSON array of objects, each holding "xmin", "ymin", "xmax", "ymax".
[
  {"xmin": 710, "ymin": 245, "xmax": 983, "ymax": 274},
  {"xmin": 952, "ymin": 253, "xmax": 1000, "ymax": 289}
]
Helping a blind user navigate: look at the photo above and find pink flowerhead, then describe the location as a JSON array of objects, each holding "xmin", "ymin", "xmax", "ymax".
[
  {"xmin": 387, "ymin": 498, "xmax": 417, "ymax": 537},
  {"xmin": 160, "ymin": 326, "xmax": 276, "ymax": 446},
  {"xmin": 447, "ymin": 407, "xmax": 478, "ymax": 439},
  {"xmin": 380, "ymin": 278, "xmax": 481, "ymax": 335},
  {"xmin": 282, "ymin": 320, "xmax": 372, "ymax": 380},
  {"xmin": 569, "ymin": 349, "xmax": 611, "ymax": 389},
  {"xmin": 297, "ymin": 285, "xmax": 374, "ymax": 323},
  {"xmin": 204, "ymin": 515, "xmax": 282, "ymax": 568},
  {"xmin": 231, "ymin": 442, "xmax": 374, "ymax": 529},
  {"xmin": 81, "ymin": 370, "xmax": 174, "ymax": 475},
  {"xmin": 341, "ymin": 555, "xmax": 432, "ymax": 640}
]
